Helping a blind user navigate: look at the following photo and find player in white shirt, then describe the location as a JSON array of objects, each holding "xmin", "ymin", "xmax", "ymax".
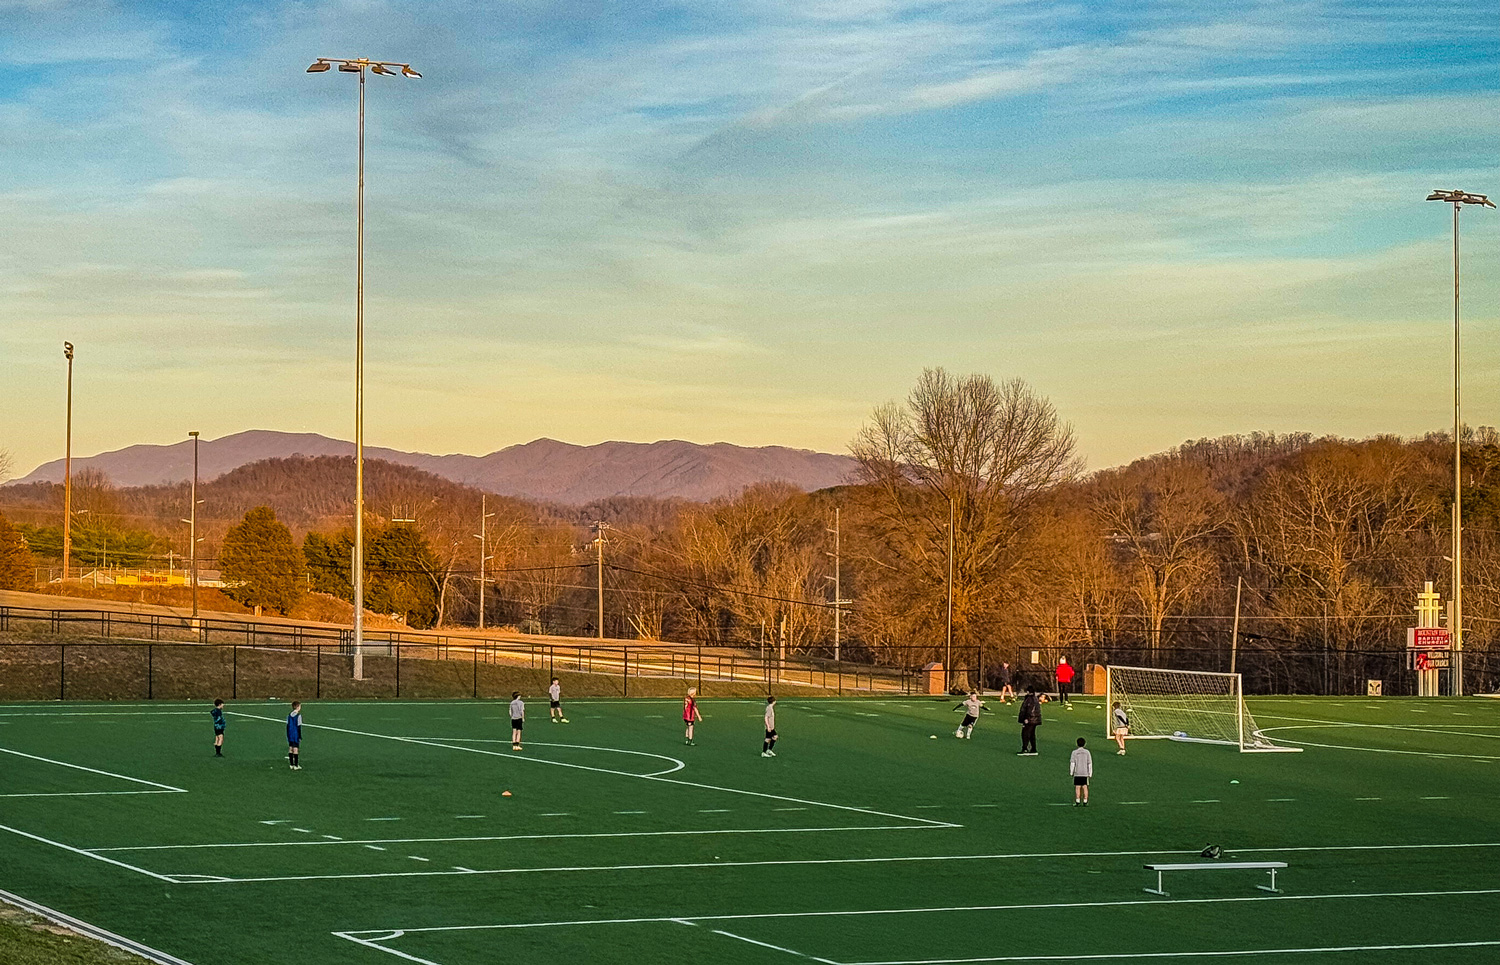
[
  {"xmin": 761, "ymin": 696, "xmax": 778, "ymax": 757},
  {"xmin": 509, "ymin": 692, "xmax": 525, "ymax": 751},
  {"xmin": 1070, "ymin": 737, "xmax": 1093, "ymax": 805},
  {"xmin": 1112, "ymin": 701, "xmax": 1129, "ymax": 754},
  {"xmin": 953, "ymin": 692, "xmax": 985, "ymax": 739},
  {"xmin": 548, "ymin": 678, "xmax": 568, "ymax": 723}
]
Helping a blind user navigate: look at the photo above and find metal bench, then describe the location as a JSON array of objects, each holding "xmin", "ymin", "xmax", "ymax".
[{"xmin": 1143, "ymin": 861, "xmax": 1286, "ymax": 897}]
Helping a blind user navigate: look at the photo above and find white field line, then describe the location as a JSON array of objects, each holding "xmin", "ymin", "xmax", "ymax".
[
  {"xmin": 0, "ymin": 823, "xmax": 177, "ymax": 882},
  {"xmin": 0, "ymin": 887, "xmax": 199, "ymax": 965},
  {"xmin": 176, "ymin": 841, "xmax": 1500, "ymax": 886},
  {"xmin": 711, "ymin": 928, "xmax": 828, "ymax": 960},
  {"xmin": 0, "ymin": 711, "xmax": 205, "ymax": 717},
  {"xmin": 0, "ymin": 789, "xmax": 182, "ymax": 799},
  {"xmin": 1257, "ymin": 726, "xmax": 1500, "ymax": 761},
  {"xmin": 437, "ymin": 737, "xmax": 685, "ymax": 775},
  {"xmin": 226, "ymin": 712, "xmax": 955, "ymax": 829},
  {"xmin": 89, "ymin": 824, "xmax": 943, "ymax": 853},
  {"xmin": 336, "ymin": 885, "xmax": 1500, "ymax": 938},
  {"xmin": 334, "ymin": 931, "xmax": 446, "ymax": 965},
  {"xmin": 0, "ymin": 746, "xmax": 187, "ymax": 792},
  {"xmin": 841, "ymin": 940, "xmax": 1500, "ymax": 963}
]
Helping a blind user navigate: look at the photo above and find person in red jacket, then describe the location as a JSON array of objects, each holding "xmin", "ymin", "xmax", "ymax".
[{"xmin": 1055, "ymin": 658, "xmax": 1076, "ymax": 711}]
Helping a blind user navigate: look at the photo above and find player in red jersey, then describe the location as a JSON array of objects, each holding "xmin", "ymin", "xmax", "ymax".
[
  {"xmin": 1055, "ymin": 658, "xmax": 1076, "ymax": 710},
  {"xmin": 683, "ymin": 687, "xmax": 702, "ymax": 745}
]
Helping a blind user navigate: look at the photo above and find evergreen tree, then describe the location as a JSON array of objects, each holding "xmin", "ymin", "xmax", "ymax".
[
  {"xmin": 0, "ymin": 513, "xmax": 36, "ymax": 590},
  {"xmin": 303, "ymin": 530, "xmax": 354, "ymax": 600},
  {"xmin": 367, "ymin": 523, "xmax": 440, "ymax": 628},
  {"xmin": 220, "ymin": 506, "xmax": 305, "ymax": 614}
]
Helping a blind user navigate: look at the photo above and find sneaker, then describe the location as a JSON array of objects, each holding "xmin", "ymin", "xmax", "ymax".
[
  {"xmin": 1117, "ymin": 749, "xmax": 1126, "ymax": 755},
  {"xmin": 767, "ymin": 750, "xmax": 775, "ymax": 757},
  {"xmin": 561, "ymin": 718, "xmax": 569, "ymax": 723},
  {"xmin": 1073, "ymin": 800, "xmax": 1079, "ymax": 806},
  {"xmin": 1082, "ymin": 800, "xmax": 1088, "ymax": 806},
  {"xmin": 761, "ymin": 751, "xmax": 772, "ymax": 757},
  {"xmin": 512, "ymin": 745, "xmax": 521, "ymax": 752}
]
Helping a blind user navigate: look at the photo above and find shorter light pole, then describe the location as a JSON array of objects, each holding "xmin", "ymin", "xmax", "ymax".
[
  {"xmin": 945, "ymin": 495, "xmax": 955, "ymax": 691},
  {"xmin": 592, "ymin": 521, "xmax": 610, "ymax": 639},
  {"xmin": 62, "ymin": 342, "xmax": 74, "ymax": 582}
]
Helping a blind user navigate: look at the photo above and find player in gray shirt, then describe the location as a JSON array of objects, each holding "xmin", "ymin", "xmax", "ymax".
[
  {"xmin": 761, "ymin": 696, "xmax": 778, "ymax": 757},
  {"xmin": 509, "ymin": 692, "xmax": 525, "ymax": 752},
  {"xmin": 1070, "ymin": 737, "xmax": 1093, "ymax": 806}
]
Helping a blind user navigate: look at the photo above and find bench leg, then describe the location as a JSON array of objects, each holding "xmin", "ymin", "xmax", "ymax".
[
  {"xmin": 1257, "ymin": 867, "xmax": 1281, "ymax": 894},
  {"xmin": 1143, "ymin": 870, "xmax": 1169, "ymax": 897}
]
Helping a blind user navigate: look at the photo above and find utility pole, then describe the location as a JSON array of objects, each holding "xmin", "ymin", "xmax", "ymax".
[
  {"xmin": 189, "ymin": 431, "xmax": 200, "ymax": 619},
  {"xmin": 824, "ymin": 508, "xmax": 851, "ymax": 662},
  {"xmin": 945, "ymin": 494, "xmax": 955, "ymax": 691},
  {"xmin": 593, "ymin": 521, "xmax": 609, "ymax": 639},
  {"xmin": 62, "ymin": 342, "xmax": 74, "ymax": 582},
  {"xmin": 474, "ymin": 495, "xmax": 495, "ymax": 630}
]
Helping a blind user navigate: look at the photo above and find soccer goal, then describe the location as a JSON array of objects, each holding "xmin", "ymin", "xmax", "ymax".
[{"xmin": 1105, "ymin": 666, "xmax": 1300, "ymax": 753}]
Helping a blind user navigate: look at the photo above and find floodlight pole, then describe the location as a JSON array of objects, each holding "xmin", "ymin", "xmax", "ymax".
[
  {"xmin": 307, "ymin": 56, "xmax": 421, "ymax": 679},
  {"xmin": 1427, "ymin": 189, "xmax": 1494, "ymax": 697},
  {"xmin": 62, "ymin": 342, "xmax": 74, "ymax": 583},
  {"xmin": 189, "ymin": 431, "xmax": 200, "ymax": 619},
  {"xmin": 475, "ymin": 495, "xmax": 495, "ymax": 630},
  {"xmin": 593, "ymin": 522, "xmax": 608, "ymax": 639}
]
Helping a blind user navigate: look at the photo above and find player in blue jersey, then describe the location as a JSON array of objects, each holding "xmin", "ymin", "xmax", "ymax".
[
  {"xmin": 286, "ymin": 701, "xmax": 303, "ymax": 770},
  {"xmin": 211, "ymin": 698, "xmax": 226, "ymax": 757}
]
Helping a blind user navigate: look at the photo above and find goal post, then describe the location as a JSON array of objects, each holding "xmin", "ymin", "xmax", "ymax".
[{"xmin": 1105, "ymin": 665, "xmax": 1300, "ymax": 753}]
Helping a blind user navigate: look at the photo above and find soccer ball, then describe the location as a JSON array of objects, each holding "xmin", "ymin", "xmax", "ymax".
[{"xmin": 955, "ymin": 729, "xmax": 964, "ymax": 739}]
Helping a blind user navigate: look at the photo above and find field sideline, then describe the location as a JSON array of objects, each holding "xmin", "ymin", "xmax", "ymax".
[{"xmin": 0, "ymin": 695, "xmax": 1497, "ymax": 964}]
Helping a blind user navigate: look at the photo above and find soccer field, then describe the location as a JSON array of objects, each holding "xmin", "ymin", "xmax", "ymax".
[{"xmin": 0, "ymin": 695, "xmax": 1498, "ymax": 964}]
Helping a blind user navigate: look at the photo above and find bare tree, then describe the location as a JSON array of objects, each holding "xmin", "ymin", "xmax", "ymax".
[
  {"xmin": 850, "ymin": 369, "xmax": 1080, "ymax": 666},
  {"xmin": 1093, "ymin": 460, "xmax": 1225, "ymax": 655}
]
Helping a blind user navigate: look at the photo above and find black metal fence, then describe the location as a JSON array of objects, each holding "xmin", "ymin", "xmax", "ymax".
[{"xmin": 0, "ymin": 605, "xmax": 913, "ymax": 701}]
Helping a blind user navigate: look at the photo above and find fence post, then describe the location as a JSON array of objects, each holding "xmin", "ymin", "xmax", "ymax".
[
  {"xmin": 697, "ymin": 645, "xmax": 703, "ymax": 692},
  {"xmin": 59, "ymin": 643, "xmax": 65, "ymax": 700},
  {"xmin": 395, "ymin": 643, "xmax": 401, "ymax": 698},
  {"xmin": 232, "ymin": 645, "xmax": 238, "ymax": 699},
  {"xmin": 147, "ymin": 645, "xmax": 153, "ymax": 700},
  {"xmin": 473, "ymin": 646, "xmax": 478, "ymax": 699},
  {"xmin": 316, "ymin": 647, "xmax": 322, "ymax": 700},
  {"xmin": 623, "ymin": 647, "xmax": 629, "ymax": 697}
]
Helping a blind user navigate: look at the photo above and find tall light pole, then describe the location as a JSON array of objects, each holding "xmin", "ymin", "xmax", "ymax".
[
  {"xmin": 592, "ymin": 521, "xmax": 609, "ymax": 639},
  {"xmin": 824, "ymin": 508, "xmax": 851, "ymax": 662},
  {"xmin": 61, "ymin": 342, "xmax": 74, "ymax": 582},
  {"xmin": 1427, "ymin": 190, "xmax": 1493, "ymax": 697},
  {"xmin": 307, "ymin": 57, "xmax": 422, "ymax": 679},
  {"xmin": 188, "ymin": 432, "xmax": 200, "ymax": 619}
]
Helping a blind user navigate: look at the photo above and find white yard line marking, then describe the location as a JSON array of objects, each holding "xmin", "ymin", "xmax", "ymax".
[
  {"xmin": 172, "ymin": 841, "xmax": 1500, "ymax": 885},
  {"xmin": 334, "ymin": 931, "xmax": 444, "ymax": 965},
  {"xmin": 842, "ymin": 940, "xmax": 1500, "ymax": 963},
  {"xmin": 1355, "ymin": 797, "xmax": 1381, "ymax": 801},
  {"xmin": 408, "ymin": 856, "xmax": 429, "ymax": 862},
  {"xmin": 228, "ymin": 712, "xmax": 956, "ymax": 829},
  {"xmin": 776, "ymin": 807, "xmax": 809, "ymax": 812},
  {"xmin": 292, "ymin": 828, "xmax": 311, "ymax": 834},
  {"xmin": 0, "ymin": 746, "xmax": 186, "ymax": 793},
  {"xmin": 1190, "ymin": 800, "xmax": 1220, "ymax": 804},
  {"xmin": 539, "ymin": 812, "xmax": 572, "ymax": 817},
  {"xmin": 614, "ymin": 810, "xmax": 647, "ymax": 815},
  {"xmin": 335, "ymin": 886, "xmax": 1500, "ymax": 938},
  {"xmin": 0, "ymin": 789, "xmax": 181, "ymax": 799},
  {"xmin": 322, "ymin": 835, "xmax": 344, "ymax": 840},
  {"xmin": 365, "ymin": 845, "xmax": 388, "ymax": 851},
  {"xmin": 699, "ymin": 809, "xmax": 732, "ymax": 813},
  {"xmin": 438, "ymin": 738, "xmax": 686, "ymax": 776},
  {"xmin": 91, "ymin": 825, "xmax": 940, "ymax": 852},
  {"xmin": 1420, "ymin": 796, "xmax": 1451, "ymax": 800},
  {"xmin": 367, "ymin": 817, "xmax": 401, "ymax": 822},
  {"xmin": 455, "ymin": 815, "xmax": 485, "ymax": 820},
  {"xmin": 0, "ymin": 823, "xmax": 176, "ymax": 882},
  {"xmin": 711, "ymin": 928, "xmax": 826, "ymax": 961}
]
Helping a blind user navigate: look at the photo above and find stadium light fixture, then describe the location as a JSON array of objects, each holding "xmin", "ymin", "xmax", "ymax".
[
  {"xmin": 1426, "ymin": 188, "xmax": 1493, "ymax": 697},
  {"xmin": 306, "ymin": 55, "xmax": 422, "ymax": 680},
  {"xmin": 61, "ymin": 342, "xmax": 75, "ymax": 583}
]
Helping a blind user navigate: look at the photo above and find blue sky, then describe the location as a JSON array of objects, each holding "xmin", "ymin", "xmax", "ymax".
[{"xmin": 1, "ymin": 0, "xmax": 1496, "ymax": 477}]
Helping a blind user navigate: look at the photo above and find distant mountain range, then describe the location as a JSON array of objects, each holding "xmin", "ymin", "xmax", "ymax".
[{"xmin": 11, "ymin": 431, "xmax": 856, "ymax": 504}]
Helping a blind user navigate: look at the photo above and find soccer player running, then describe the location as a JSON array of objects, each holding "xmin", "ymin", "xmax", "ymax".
[
  {"xmin": 211, "ymin": 698, "xmax": 226, "ymax": 757},
  {"xmin": 1112, "ymin": 701, "xmax": 1130, "ymax": 754},
  {"xmin": 509, "ymin": 692, "xmax": 525, "ymax": 751},
  {"xmin": 548, "ymin": 678, "xmax": 567, "ymax": 723},
  {"xmin": 286, "ymin": 701, "xmax": 303, "ymax": 770},
  {"xmin": 683, "ymin": 687, "xmax": 701, "ymax": 745},
  {"xmin": 1055, "ymin": 658, "xmax": 1076, "ymax": 710},
  {"xmin": 1017, "ymin": 686, "xmax": 1041, "ymax": 756},
  {"xmin": 954, "ymin": 691, "xmax": 985, "ymax": 739},
  {"xmin": 1070, "ymin": 737, "xmax": 1093, "ymax": 805},
  {"xmin": 761, "ymin": 696, "xmax": 778, "ymax": 757}
]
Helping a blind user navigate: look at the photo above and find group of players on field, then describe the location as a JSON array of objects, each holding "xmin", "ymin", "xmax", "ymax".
[{"xmin": 207, "ymin": 660, "xmax": 1126, "ymax": 800}]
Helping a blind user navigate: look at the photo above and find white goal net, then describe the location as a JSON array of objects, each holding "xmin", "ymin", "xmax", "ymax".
[{"xmin": 1105, "ymin": 666, "xmax": 1298, "ymax": 753}]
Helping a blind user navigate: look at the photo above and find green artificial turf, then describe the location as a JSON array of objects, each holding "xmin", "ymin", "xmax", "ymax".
[{"xmin": 0, "ymin": 694, "xmax": 1497, "ymax": 964}]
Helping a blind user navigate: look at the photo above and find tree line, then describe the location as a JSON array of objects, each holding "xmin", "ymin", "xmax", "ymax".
[{"xmin": 4, "ymin": 368, "xmax": 1496, "ymax": 693}]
